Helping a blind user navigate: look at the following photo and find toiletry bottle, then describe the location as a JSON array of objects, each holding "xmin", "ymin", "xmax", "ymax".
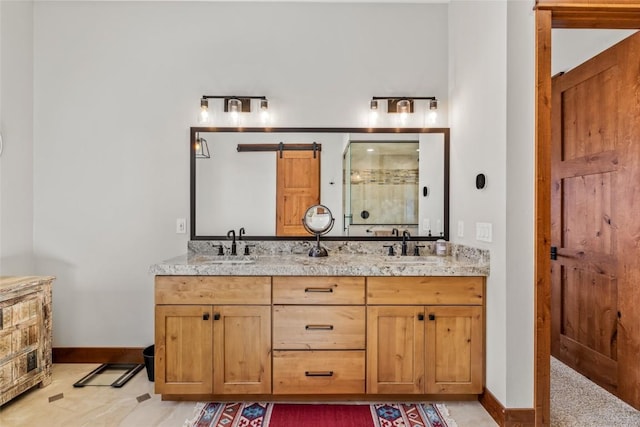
[{"xmin": 435, "ymin": 239, "xmax": 447, "ymax": 256}]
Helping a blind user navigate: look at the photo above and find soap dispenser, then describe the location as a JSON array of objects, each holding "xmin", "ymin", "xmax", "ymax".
[{"xmin": 435, "ymin": 239, "xmax": 447, "ymax": 256}]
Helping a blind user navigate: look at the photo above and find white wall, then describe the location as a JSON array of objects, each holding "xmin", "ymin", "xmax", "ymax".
[
  {"xmin": 0, "ymin": 0, "xmax": 35, "ymax": 275},
  {"xmin": 506, "ymin": 0, "xmax": 535, "ymax": 408},
  {"xmin": 449, "ymin": 0, "xmax": 536, "ymax": 409},
  {"xmin": 32, "ymin": 1, "xmax": 448, "ymax": 346}
]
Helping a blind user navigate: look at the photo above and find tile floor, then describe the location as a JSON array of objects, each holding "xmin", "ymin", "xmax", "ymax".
[{"xmin": 0, "ymin": 364, "xmax": 498, "ymax": 427}]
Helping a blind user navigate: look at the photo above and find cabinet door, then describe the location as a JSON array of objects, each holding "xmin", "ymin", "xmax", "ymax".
[
  {"xmin": 367, "ymin": 306, "xmax": 425, "ymax": 394},
  {"xmin": 213, "ymin": 305, "xmax": 271, "ymax": 394},
  {"xmin": 155, "ymin": 305, "xmax": 213, "ymax": 394},
  {"xmin": 425, "ymin": 305, "xmax": 483, "ymax": 394}
]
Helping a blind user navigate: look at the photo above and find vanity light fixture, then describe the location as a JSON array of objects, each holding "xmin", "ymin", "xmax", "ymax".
[
  {"xmin": 198, "ymin": 95, "xmax": 269, "ymax": 124},
  {"xmin": 371, "ymin": 96, "xmax": 437, "ymax": 114},
  {"xmin": 194, "ymin": 133, "xmax": 210, "ymax": 159}
]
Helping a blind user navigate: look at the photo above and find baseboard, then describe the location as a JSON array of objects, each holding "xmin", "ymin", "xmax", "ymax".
[
  {"xmin": 479, "ymin": 388, "xmax": 535, "ymax": 427},
  {"xmin": 53, "ymin": 347, "xmax": 145, "ymax": 364}
]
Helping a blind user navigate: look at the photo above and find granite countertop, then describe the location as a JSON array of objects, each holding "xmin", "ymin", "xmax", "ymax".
[{"xmin": 149, "ymin": 253, "xmax": 489, "ymax": 277}]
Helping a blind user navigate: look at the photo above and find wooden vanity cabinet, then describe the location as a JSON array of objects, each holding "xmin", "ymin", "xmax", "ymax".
[
  {"xmin": 154, "ymin": 276, "xmax": 271, "ymax": 395},
  {"xmin": 367, "ymin": 277, "xmax": 484, "ymax": 395},
  {"xmin": 154, "ymin": 274, "xmax": 485, "ymax": 399}
]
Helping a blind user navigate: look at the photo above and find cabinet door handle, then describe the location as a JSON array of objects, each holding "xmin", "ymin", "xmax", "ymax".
[
  {"xmin": 304, "ymin": 287, "xmax": 333, "ymax": 293},
  {"xmin": 305, "ymin": 324, "xmax": 334, "ymax": 331},
  {"xmin": 417, "ymin": 314, "xmax": 425, "ymax": 321},
  {"xmin": 203, "ymin": 313, "xmax": 210, "ymax": 321},
  {"xmin": 305, "ymin": 371, "xmax": 334, "ymax": 377},
  {"xmin": 428, "ymin": 314, "xmax": 435, "ymax": 321},
  {"xmin": 213, "ymin": 313, "xmax": 221, "ymax": 321}
]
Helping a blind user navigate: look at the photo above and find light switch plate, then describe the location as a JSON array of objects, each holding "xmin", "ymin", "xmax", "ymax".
[
  {"xmin": 476, "ymin": 222, "xmax": 492, "ymax": 242},
  {"xmin": 176, "ymin": 218, "xmax": 186, "ymax": 234},
  {"xmin": 457, "ymin": 220, "xmax": 464, "ymax": 238}
]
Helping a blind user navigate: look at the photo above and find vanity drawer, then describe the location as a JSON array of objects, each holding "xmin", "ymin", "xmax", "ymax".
[
  {"xmin": 273, "ymin": 305, "xmax": 365, "ymax": 350},
  {"xmin": 155, "ymin": 276, "xmax": 271, "ymax": 305},
  {"xmin": 367, "ymin": 277, "xmax": 484, "ymax": 305},
  {"xmin": 272, "ymin": 276, "xmax": 365, "ymax": 305},
  {"xmin": 273, "ymin": 350, "xmax": 365, "ymax": 394}
]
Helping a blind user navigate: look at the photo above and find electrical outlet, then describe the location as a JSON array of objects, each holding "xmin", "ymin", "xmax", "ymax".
[
  {"xmin": 457, "ymin": 220, "xmax": 464, "ymax": 238},
  {"xmin": 476, "ymin": 222, "xmax": 492, "ymax": 242},
  {"xmin": 176, "ymin": 218, "xmax": 186, "ymax": 234}
]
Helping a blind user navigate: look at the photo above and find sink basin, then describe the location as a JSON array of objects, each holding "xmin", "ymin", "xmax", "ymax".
[
  {"xmin": 204, "ymin": 259, "xmax": 255, "ymax": 264},
  {"xmin": 385, "ymin": 257, "xmax": 440, "ymax": 265},
  {"xmin": 190, "ymin": 256, "xmax": 256, "ymax": 265}
]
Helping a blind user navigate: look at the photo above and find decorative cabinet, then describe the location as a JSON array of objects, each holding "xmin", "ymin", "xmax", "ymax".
[
  {"xmin": 367, "ymin": 277, "xmax": 484, "ymax": 395},
  {"xmin": 154, "ymin": 276, "xmax": 271, "ymax": 395},
  {"xmin": 272, "ymin": 276, "xmax": 366, "ymax": 395},
  {"xmin": 0, "ymin": 276, "xmax": 54, "ymax": 406}
]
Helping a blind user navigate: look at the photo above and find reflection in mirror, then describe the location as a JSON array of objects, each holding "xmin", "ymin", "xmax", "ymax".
[
  {"xmin": 302, "ymin": 204, "xmax": 335, "ymax": 257},
  {"xmin": 191, "ymin": 127, "xmax": 449, "ymax": 241},
  {"xmin": 343, "ymin": 133, "xmax": 446, "ymax": 238}
]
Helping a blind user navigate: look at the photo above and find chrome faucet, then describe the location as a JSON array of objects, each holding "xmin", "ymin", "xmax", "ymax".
[
  {"xmin": 227, "ymin": 229, "xmax": 237, "ymax": 255},
  {"xmin": 401, "ymin": 230, "xmax": 411, "ymax": 256}
]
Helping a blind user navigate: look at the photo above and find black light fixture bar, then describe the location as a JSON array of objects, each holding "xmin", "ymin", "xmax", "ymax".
[
  {"xmin": 371, "ymin": 96, "xmax": 437, "ymax": 101},
  {"xmin": 371, "ymin": 96, "xmax": 437, "ymax": 114},
  {"xmin": 201, "ymin": 95, "xmax": 268, "ymax": 114}
]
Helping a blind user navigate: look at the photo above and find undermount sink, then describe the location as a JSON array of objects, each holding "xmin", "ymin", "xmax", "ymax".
[
  {"xmin": 385, "ymin": 257, "xmax": 441, "ymax": 264},
  {"xmin": 190, "ymin": 256, "xmax": 256, "ymax": 265},
  {"xmin": 204, "ymin": 259, "xmax": 255, "ymax": 264}
]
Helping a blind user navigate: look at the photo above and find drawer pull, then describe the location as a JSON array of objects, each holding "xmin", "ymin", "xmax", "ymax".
[
  {"xmin": 304, "ymin": 287, "xmax": 334, "ymax": 293},
  {"xmin": 418, "ymin": 314, "xmax": 424, "ymax": 321},
  {"xmin": 305, "ymin": 324, "xmax": 334, "ymax": 331},
  {"xmin": 305, "ymin": 371, "xmax": 334, "ymax": 377},
  {"xmin": 203, "ymin": 313, "xmax": 210, "ymax": 321}
]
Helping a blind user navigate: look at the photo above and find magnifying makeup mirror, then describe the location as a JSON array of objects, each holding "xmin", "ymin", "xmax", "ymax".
[{"xmin": 302, "ymin": 204, "xmax": 335, "ymax": 257}]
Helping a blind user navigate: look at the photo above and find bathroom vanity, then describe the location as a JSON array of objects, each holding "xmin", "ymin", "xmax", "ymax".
[{"xmin": 150, "ymin": 243, "xmax": 488, "ymax": 401}]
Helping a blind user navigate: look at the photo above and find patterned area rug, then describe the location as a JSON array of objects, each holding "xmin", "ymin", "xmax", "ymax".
[{"xmin": 185, "ymin": 402, "xmax": 457, "ymax": 427}]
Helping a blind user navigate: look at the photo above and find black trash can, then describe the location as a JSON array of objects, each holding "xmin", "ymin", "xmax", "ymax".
[{"xmin": 143, "ymin": 345, "xmax": 154, "ymax": 381}]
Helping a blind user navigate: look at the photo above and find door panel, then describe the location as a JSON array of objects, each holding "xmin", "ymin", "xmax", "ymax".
[
  {"xmin": 155, "ymin": 305, "xmax": 213, "ymax": 394},
  {"xmin": 551, "ymin": 35, "xmax": 621, "ymax": 396},
  {"xmin": 425, "ymin": 306, "xmax": 483, "ymax": 394},
  {"xmin": 276, "ymin": 150, "xmax": 320, "ymax": 236},
  {"xmin": 213, "ymin": 305, "xmax": 271, "ymax": 394},
  {"xmin": 366, "ymin": 306, "xmax": 424, "ymax": 394}
]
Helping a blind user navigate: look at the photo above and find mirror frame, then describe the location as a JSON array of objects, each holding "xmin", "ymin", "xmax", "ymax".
[{"xmin": 190, "ymin": 127, "xmax": 450, "ymax": 241}]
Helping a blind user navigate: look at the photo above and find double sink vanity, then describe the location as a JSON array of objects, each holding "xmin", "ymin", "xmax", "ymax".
[
  {"xmin": 150, "ymin": 240, "xmax": 489, "ymax": 401},
  {"xmin": 150, "ymin": 126, "xmax": 488, "ymax": 401}
]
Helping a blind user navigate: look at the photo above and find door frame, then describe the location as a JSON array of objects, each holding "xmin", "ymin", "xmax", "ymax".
[{"xmin": 534, "ymin": 2, "xmax": 640, "ymax": 425}]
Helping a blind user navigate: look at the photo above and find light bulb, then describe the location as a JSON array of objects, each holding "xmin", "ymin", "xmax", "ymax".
[
  {"xmin": 427, "ymin": 110, "xmax": 437, "ymax": 125},
  {"xmin": 198, "ymin": 99, "xmax": 210, "ymax": 124}
]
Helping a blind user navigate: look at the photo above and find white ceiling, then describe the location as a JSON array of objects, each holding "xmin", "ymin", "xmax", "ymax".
[{"xmin": 33, "ymin": 0, "xmax": 449, "ymax": 2}]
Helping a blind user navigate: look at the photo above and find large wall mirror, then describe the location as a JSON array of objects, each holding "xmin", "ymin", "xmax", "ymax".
[{"xmin": 190, "ymin": 127, "xmax": 449, "ymax": 241}]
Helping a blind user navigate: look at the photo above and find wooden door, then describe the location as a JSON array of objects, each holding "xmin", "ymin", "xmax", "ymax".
[
  {"xmin": 551, "ymin": 41, "xmax": 622, "ymax": 393},
  {"xmin": 155, "ymin": 305, "xmax": 213, "ymax": 394},
  {"xmin": 213, "ymin": 305, "xmax": 271, "ymax": 394},
  {"xmin": 366, "ymin": 306, "xmax": 425, "ymax": 394},
  {"xmin": 425, "ymin": 305, "xmax": 483, "ymax": 394},
  {"xmin": 276, "ymin": 150, "xmax": 320, "ymax": 236}
]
